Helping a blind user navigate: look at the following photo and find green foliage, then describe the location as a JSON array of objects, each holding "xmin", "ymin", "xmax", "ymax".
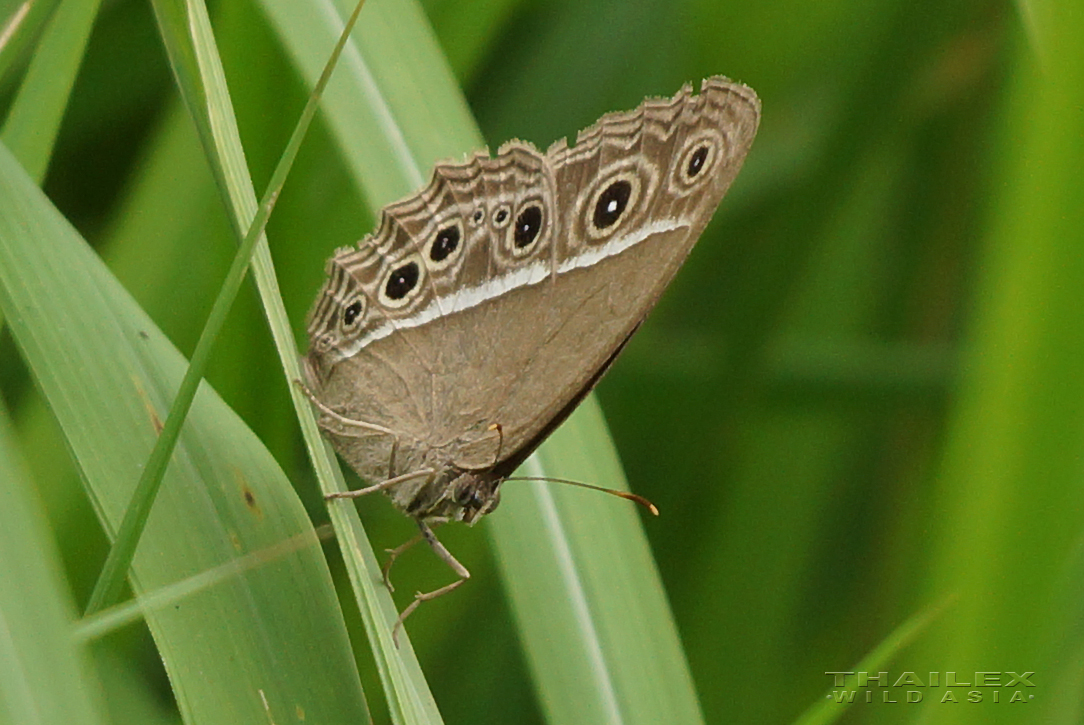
[{"xmin": 1, "ymin": 0, "xmax": 1081, "ymax": 723}]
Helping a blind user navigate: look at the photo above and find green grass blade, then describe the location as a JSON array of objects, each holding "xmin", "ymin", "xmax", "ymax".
[
  {"xmin": 83, "ymin": 0, "xmax": 366, "ymax": 620},
  {"xmin": 257, "ymin": 0, "xmax": 704, "ymax": 722},
  {"xmin": 257, "ymin": 0, "xmax": 482, "ymax": 206},
  {"xmin": 918, "ymin": 3, "xmax": 1084, "ymax": 721},
  {"xmin": 490, "ymin": 399, "xmax": 704, "ymax": 725},
  {"xmin": 1, "ymin": 0, "xmax": 102, "ymax": 183},
  {"xmin": 146, "ymin": 0, "xmax": 441, "ymax": 721},
  {"xmin": 0, "ymin": 403, "xmax": 107, "ymax": 725},
  {"xmin": 0, "ymin": 143, "xmax": 368, "ymax": 723},
  {"xmin": 0, "ymin": 0, "xmax": 61, "ymax": 84},
  {"xmin": 792, "ymin": 599, "xmax": 948, "ymax": 725}
]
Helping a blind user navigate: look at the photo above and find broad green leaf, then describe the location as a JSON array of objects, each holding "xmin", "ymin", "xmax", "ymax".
[
  {"xmin": 0, "ymin": 141, "xmax": 368, "ymax": 724},
  {"xmin": 0, "ymin": 403, "xmax": 106, "ymax": 725}
]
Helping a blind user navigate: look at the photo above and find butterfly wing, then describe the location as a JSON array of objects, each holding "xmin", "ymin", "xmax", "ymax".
[{"xmin": 306, "ymin": 77, "xmax": 759, "ymax": 489}]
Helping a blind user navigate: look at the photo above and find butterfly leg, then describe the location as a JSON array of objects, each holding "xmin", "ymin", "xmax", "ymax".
[
  {"xmin": 325, "ymin": 467, "xmax": 435, "ymax": 500},
  {"xmin": 294, "ymin": 379, "xmax": 397, "ymax": 437},
  {"xmin": 392, "ymin": 521, "xmax": 470, "ymax": 646},
  {"xmin": 388, "ymin": 436, "xmax": 400, "ymax": 480},
  {"xmin": 380, "ymin": 531, "xmax": 424, "ymax": 592}
]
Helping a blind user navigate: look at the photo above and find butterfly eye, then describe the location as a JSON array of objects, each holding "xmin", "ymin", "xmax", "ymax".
[
  {"xmin": 454, "ymin": 485, "xmax": 479, "ymax": 507},
  {"xmin": 686, "ymin": 146, "xmax": 709, "ymax": 177},
  {"xmin": 592, "ymin": 180, "xmax": 632, "ymax": 230},
  {"xmin": 342, "ymin": 300, "xmax": 363, "ymax": 327},
  {"xmin": 513, "ymin": 205, "xmax": 544, "ymax": 249}
]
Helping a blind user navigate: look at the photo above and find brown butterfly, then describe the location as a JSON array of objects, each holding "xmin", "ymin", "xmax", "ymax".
[{"xmin": 303, "ymin": 77, "xmax": 759, "ymax": 630}]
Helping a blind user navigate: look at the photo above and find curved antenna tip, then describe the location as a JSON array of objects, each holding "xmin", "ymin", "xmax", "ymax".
[{"xmin": 504, "ymin": 476, "xmax": 659, "ymax": 516}]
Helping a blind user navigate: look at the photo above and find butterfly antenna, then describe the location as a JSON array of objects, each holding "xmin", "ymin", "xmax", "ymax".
[{"xmin": 502, "ymin": 476, "xmax": 659, "ymax": 516}]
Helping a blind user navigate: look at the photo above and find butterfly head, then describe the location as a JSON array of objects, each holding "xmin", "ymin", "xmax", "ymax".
[
  {"xmin": 449, "ymin": 472, "xmax": 503, "ymax": 524},
  {"xmin": 399, "ymin": 467, "xmax": 503, "ymax": 525}
]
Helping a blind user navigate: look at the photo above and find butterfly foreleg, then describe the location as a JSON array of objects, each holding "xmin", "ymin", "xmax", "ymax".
[
  {"xmin": 452, "ymin": 422, "xmax": 505, "ymax": 471},
  {"xmin": 392, "ymin": 521, "xmax": 470, "ymax": 646},
  {"xmin": 488, "ymin": 423, "xmax": 504, "ymax": 465}
]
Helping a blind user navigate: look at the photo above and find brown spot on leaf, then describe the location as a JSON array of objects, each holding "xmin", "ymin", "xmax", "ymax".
[
  {"xmin": 234, "ymin": 467, "xmax": 263, "ymax": 519},
  {"xmin": 132, "ymin": 376, "xmax": 164, "ymax": 434}
]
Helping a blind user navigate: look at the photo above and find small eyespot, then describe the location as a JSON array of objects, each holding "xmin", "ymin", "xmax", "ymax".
[
  {"xmin": 471, "ymin": 208, "xmax": 485, "ymax": 224},
  {"xmin": 493, "ymin": 206, "xmax": 510, "ymax": 227},
  {"xmin": 687, "ymin": 146, "xmax": 709, "ymax": 177},
  {"xmin": 385, "ymin": 262, "xmax": 419, "ymax": 301},
  {"xmin": 342, "ymin": 300, "xmax": 363, "ymax": 326},
  {"xmin": 674, "ymin": 134, "xmax": 720, "ymax": 189},
  {"xmin": 593, "ymin": 180, "xmax": 632, "ymax": 230},
  {"xmin": 430, "ymin": 225, "xmax": 460, "ymax": 262},
  {"xmin": 513, "ymin": 205, "xmax": 543, "ymax": 249}
]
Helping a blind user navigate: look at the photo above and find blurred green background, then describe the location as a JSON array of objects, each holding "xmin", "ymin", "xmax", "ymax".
[{"xmin": 2, "ymin": 0, "xmax": 1081, "ymax": 723}]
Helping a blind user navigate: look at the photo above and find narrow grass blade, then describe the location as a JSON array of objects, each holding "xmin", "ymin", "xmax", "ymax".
[
  {"xmin": 1, "ymin": 0, "xmax": 103, "ymax": 183},
  {"xmin": 146, "ymin": 0, "xmax": 441, "ymax": 720},
  {"xmin": 84, "ymin": 0, "xmax": 365, "ymax": 620},
  {"xmin": 76, "ymin": 526, "xmax": 334, "ymax": 643},
  {"xmin": 791, "ymin": 599, "xmax": 949, "ymax": 725},
  {"xmin": 0, "ymin": 0, "xmax": 62, "ymax": 84},
  {"xmin": 257, "ymin": 0, "xmax": 482, "ymax": 206}
]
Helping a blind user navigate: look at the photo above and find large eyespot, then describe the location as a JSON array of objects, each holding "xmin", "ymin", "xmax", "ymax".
[
  {"xmin": 593, "ymin": 181, "xmax": 632, "ymax": 229},
  {"xmin": 687, "ymin": 146, "xmax": 709, "ymax": 177},
  {"xmin": 427, "ymin": 221, "xmax": 464, "ymax": 270},
  {"xmin": 583, "ymin": 168, "xmax": 644, "ymax": 240},
  {"xmin": 513, "ymin": 204, "xmax": 544, "ymax": 250},
  {"xmin": 430, "ymin": 226, "xmax": 459, "ymax": 261},
  {"xmin": 381, "ymin": 259, "xmax": 422, "ymax": 307},
  {"xmin": 342, "ymin": 299, "xmax": 363, "ymax": 327}
]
